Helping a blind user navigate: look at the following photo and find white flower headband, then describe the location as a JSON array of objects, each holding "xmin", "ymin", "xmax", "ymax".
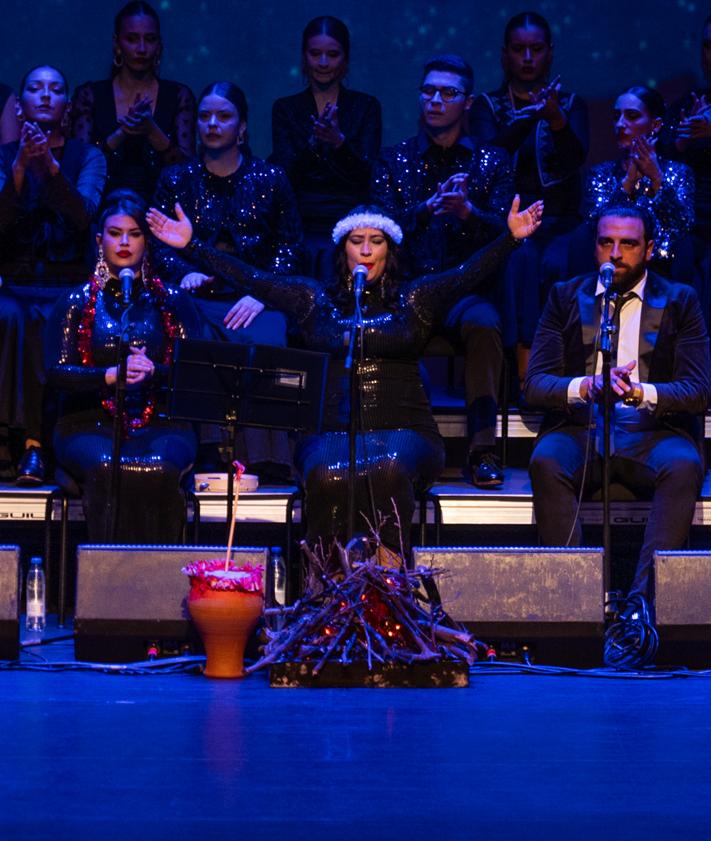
[{"xmin": 331, "ymin": 212, "xmax": 403, "ymax": 245}]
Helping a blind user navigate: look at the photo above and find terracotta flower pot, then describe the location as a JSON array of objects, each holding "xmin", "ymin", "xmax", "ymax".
[{"xmin": 188, "ymin": 586, "xmax": 264, "ymax": 678}]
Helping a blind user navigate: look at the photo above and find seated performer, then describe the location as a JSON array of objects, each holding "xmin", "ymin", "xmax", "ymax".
[
  {"xmin": 270, "ymin": 15, "xmax": 381, "ymax": 280},
  {"xmin": 372, "ymin": 54, "xmax": 513, "ymax": 487},
  {"xmin": 0, "ymin": 64, "xmax": 106, "ymax": 482},
  {"xmin": 152, "ymin": 80, "xmax": 303, "ymax": 480},
  {"xmin": 148, "ymin": 197, "xmax": 542, "ymax": 554},
  {"xmin": 72, "ymin": 0, "xmax": 195, "ymax": 200},
  {"xmin": 525, "ymin": 205, "xmax": 711, "ymax": 615},
  {"xmin": 47, "ymin": 190, "xmax": 198, "ymax": 543}
]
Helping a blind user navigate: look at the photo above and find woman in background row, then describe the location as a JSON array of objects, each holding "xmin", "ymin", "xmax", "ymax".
[
  {"xmin": 270, "ymin": 15, "xmax": 381, "ymax": 281},
  {"xmin": 152, "ymin": 81, "xmax": 302, "ymax": 481},
  {"xmin": 0, "ymin": 65, "xmax": 106, "ymax": 482},
  {"xmin": 48, "ymin": 190, "xmax": 197, "ymax": 543},
  {"xmin": 72, "ymin": 0, "xmax": 195, "ymax": 200},
  {"xmin": 470, "ymin": 11, "xmax": 589, "ymax": 386},
  {"xmin": 0, "ymin": 83, "xmax": 20, "ymax": 143}
]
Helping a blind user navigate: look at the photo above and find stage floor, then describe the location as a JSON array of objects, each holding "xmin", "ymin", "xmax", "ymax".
[{"xmin": 2, "ymin": 621, "xmax": 711, "ymax": 839}]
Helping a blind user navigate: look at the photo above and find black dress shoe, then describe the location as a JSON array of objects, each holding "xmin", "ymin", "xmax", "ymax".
[
  {"xmin": 16, "ymin": 446, "xmax": 46, "ymax": 486},
  {"xmin": 464, "ymin": 452, "xmax": 504, "ymax": 488}
]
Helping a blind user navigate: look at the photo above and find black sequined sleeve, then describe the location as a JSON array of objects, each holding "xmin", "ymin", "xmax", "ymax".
[
  {"xmin": 406, "ymin": 232, "xmax": 520, "ymax": 327},
  {"xmin": 268, "ymin": 164, "xmax": 305, "ymax": 274},
  {"xmin": 150, "ymin": 166, "xmax": 197, "ymax": 286},
  {"xmin": 183, "ymin": 238, "xmax": 322, "ymax": 324}
]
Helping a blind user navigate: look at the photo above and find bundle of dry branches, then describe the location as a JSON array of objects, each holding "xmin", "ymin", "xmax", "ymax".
[{"xmin": 247, "ymin": 536, "xmax": 481, "ymax": 674}]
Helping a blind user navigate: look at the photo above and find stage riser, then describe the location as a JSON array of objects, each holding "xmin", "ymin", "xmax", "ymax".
[
  {"xmin": 0, "ymin": 547, "xmax": 20, "ymax": 660},
  {"xmin": 74, "ymin": 545, "xmax": 268, "ymax": 663}
]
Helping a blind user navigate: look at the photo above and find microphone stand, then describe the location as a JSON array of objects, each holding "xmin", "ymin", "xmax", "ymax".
[
  {"xmin": 345, "ymin": 276, "xmax": 364, "ymax": 540},
  {"xmin": 599, "ymin": 278, "xmax": 617, "ymax": 615},
  {"xmin": 106, "ymin": 296, "xmax": 133, "ymax": 542}
]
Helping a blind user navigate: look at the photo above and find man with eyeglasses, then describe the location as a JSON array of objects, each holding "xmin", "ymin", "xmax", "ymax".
[{"xmin": 372, "ymin": 54, "xmax": 513, "ymax": 487}]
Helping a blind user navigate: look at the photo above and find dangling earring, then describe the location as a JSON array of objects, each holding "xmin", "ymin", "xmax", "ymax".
[
  {"xmin": 95, "ymin": 246, "xmax": 110, "ymax": 289},
  {"xmin": 113, "ymin": 51, "xmax": 124, "ymax": 68},
  {"xmin": 141, "ymin": 255, "xmax": 150, "ymax": 285}
]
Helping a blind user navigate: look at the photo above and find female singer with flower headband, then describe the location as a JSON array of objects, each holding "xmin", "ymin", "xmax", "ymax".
[
  {"xmin": 47, "ymin": 190, "xmax": 198, "ymax": 543},
  {"xmin": 148, "ymin": 195, "xmax": 543, "ymax": 555}
]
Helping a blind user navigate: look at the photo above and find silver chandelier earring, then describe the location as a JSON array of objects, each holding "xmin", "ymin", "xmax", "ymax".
[{"xmin": 95, "ymin": 245, "xmax": 111, "ymax": 288}]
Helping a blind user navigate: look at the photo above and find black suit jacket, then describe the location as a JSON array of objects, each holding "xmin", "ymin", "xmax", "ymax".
[{"xmin": 524, "ymin": 271, "xmax": 711, "ymax": 445}]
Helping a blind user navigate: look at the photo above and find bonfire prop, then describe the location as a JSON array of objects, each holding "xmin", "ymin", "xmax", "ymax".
[{"xmin": 249, "ymin": 510, "xmax": 482, "ymax": 688}]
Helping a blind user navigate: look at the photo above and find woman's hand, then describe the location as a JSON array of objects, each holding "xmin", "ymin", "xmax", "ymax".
[
  {"xmin": 118, "ymin": 94, "xmax": 154, "ymax": 136},
  {"xmin": 104, "ymin": 346, "xmax": 156, "ymax": 386},
  {"xmin": 310, "ymin": 102, "xmax": 345, "ymax": 148},
  {"xmin": 630, "ymin": 135, "xmax": 662, "ymax": 191},
  {"xmin": 530, "ymin": 76, "xmax": 566, "ymax": 129},
  {"xmin": 147, "ymin": 203, "xmax": 193, "ymax": 249},
  {"xmin": 507, "ymin": 195, "xmax": 544, "ymax": 239},
  {"xmin": 180, "ymin": 272, "xmax": 214, "ymax": 292},
  {"xmin": 224, "ymin": 295, "xmax": 265, "ymax": 330}
]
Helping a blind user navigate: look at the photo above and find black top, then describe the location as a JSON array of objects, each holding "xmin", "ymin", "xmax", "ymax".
[
  {"xmin": 151, "ymin": 156, "xmax": 304, "ymax": 298},
  {"xmin": 270, "ymin": 87, "xmax": 382, "ymax": 234},
  {"xmin": 659, "ymin": 87, "xmax": 711, "ymax": 237},
  {"xmin": 71, "ymin": 78, "xmax": 196, "ymax": 200},
  {"xmin": 182, "ymin": 231, "xmax": 519, "ymax": 434},
  {"xmin": 0, "ymin": 139, "xmax": 106, "ymax": 284},
  {"xmin": 372, "ymin": 131, "xmax": 512, "ymax": 275},
  {"xmin": 470, "ymin": 85, "xmax": 589, "ymax": 219}
]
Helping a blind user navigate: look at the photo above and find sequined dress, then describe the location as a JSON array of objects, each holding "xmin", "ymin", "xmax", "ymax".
[
  {"xmin": 181, "ymin": 231, "xmax": 519, "ymax": 548},
  {"xmin": 47, "ymin": 277, "xmax": 198, "ymax": 543}
]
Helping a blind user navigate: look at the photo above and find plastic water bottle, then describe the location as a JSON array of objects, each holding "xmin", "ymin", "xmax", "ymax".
[
  {"xmin": 269, "ymin": 546, "xmax": 287, "ymax": 608},
  {"xmin": 26, "ymin": 557, "xmax": 46, "ymax": 632}
]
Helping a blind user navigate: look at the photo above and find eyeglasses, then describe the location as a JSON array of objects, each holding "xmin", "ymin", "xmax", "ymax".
[{"xmin": 419, "ymin": 85, "xmax": 466, "ymax": 102}]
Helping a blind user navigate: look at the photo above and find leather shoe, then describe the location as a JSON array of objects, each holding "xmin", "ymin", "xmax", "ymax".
[
  {"xmin": 16, "ymin": 446, "xmax": 46, "ymax": 486},
  {"xmin": 464, "ymin": 452, "xmax": 504, "ymax": 488}
]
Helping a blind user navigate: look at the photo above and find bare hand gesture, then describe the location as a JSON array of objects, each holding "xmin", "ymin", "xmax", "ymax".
[
  {"xmin": 630, "ymin": 135, "xmax": 662, "ymax": 188},
  {"xmin": 583, "ymin": 360, "xmax": 637, "ymax": 401},
  {"xmin": 529, "ymin": 76, "xmax": 565, "ymax": 126},
  {"xmin": 180, "ymin": 272, "xmax": 214, "ymax": 292},
  {"xmin": 147, "ymin": 203, "xmax": 193, "ymax": 249},
  {"xmin": 118, "ymin": 94, "xmax": 154, "ymax": 136},
  {"xmin": 507, "ymin": 195, "xmax": 544, "ymax": 239},
  {"xmin": 310, "ymin": 102, "xmax": 345, "ymax": 148},
  {"xmin": 105, "ymin": 345, "xmax": 156, "ymax": 386},
  {"xmin": 224, "ymin": 295, "xmax": 265, "ymax": 330}
]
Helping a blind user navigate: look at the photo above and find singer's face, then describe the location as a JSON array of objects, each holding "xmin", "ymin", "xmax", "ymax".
[
  {"xmin": 595, "ymin": 215, "xmax": 653, "ymax": 289},
  {"xmin": 97, "ymin": 214, "xmax": 146, "ymax": 276},
  {"xmin": 345, "ymin": 228, "xmax": 388, "ymax": 282}
]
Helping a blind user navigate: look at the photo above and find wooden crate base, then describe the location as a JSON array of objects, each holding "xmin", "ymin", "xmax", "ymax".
[{"xmin": 269, "ymin": 660, "xmax": 469, "ymax": 688}]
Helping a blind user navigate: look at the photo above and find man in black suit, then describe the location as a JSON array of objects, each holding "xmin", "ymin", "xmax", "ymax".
[{"xmin": 525, "ymin": 205, "xmax": 711, "ymax": 609}]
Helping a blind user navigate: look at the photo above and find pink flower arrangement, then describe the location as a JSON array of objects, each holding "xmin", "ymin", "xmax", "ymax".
[{"xmin": 182, "ymin": 559, "xmax": 264, "ymax": 593}]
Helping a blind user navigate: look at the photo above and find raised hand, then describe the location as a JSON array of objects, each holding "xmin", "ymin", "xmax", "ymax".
[
  {"xmin": 119, "ymin": 94, "xmax": 154, "ymax": 136},
  {"xmin": 630, "ymin": 135, "xmax": 662, "ymax": 188},
  {"xmin": 180, "ymin": 272, "xmax": 214, "ymax": 292},
  {"xmin": 310, "ymin": 102, "xmax": 345, "ymax": 147},
  {"xmin": 146, "ymin": 203, "xmax": 193, "ymax": 249},
  {"xmin": 529, "ymin": 76, "xmax": 565, "ymax": 126},
  {"xmin": 507, "ymin": 195, "xmax": 544, "ymax": 239},
  {"xmin": 432, "ymin": 173, "xmax": 472, "ymax": 219}
]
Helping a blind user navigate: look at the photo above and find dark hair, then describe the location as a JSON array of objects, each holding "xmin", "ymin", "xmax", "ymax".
[
  {"xmin": 596, "ymin": 205, "xmax": 656, "ymax": 243},
  {"xmin": 114, "ymin": 1, "xmax": 161, "ymax": 36},
  {"xmin": 619, "ymin": 85, "xmax": 666, "ymax": 120},
  {"xmin": 19, "ymin": 64, "xmax": 69, "ymax": 96},
  {"xmin": 197, "ymin": 81, "xmax": 251, "ymax": 154},
  {"xmin": 504, "ymin": 11, "xmax": 553, "ymax": 46},
  {"xmin": 421, "ymin": 54, "xmax": 474, "ymax": 95},
  {"xmin": 331, "ymin": 205, "xmax": 402, "ymax": 308},
  {"xmin": 301, "ymin": 15, "xmax": 350, "ymax": 59},
  {"xmin": 98, "ymin": 189, "xmax": 150, "ymax": 239}
]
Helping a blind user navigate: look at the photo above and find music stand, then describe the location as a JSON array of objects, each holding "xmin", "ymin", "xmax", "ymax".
[{"xmin": 168, "ymin": 338, "xmax": 329, "ymax": 526}]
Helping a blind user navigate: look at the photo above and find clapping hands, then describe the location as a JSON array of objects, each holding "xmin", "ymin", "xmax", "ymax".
[
  {"xmin": 119, "ymin": 94, "xmax": 155, "ymax": 136},
  {"xmin": 427, "ymin": 172, "xmax": 472, "ymax": 220},
  {"xmin": 310, "ymin": 102, "xmax": 345, "ymax": 148}
]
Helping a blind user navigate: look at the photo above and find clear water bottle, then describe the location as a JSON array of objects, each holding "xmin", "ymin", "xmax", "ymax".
[
  {"xmin": 26, "ymin": 557, "xmax": 46, "ymax": 632},
  {"xmin": 269, "ymin": 546, "xmax": 287, "ymax": 607}
]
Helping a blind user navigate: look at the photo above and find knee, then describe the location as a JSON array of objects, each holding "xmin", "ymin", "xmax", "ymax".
[
  {"xmin": 529, "ymin": 448, "xmax": 568, "ymax": 486},
  {"xmin": 459, "ymin": 307, "xmax": 502, "ymax": 341},
  {"xmin": 658, "ymin": 452, "xmax": 703, "ymax": 489}
]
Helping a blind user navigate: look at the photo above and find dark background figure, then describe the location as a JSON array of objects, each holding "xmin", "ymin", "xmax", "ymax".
[
  {"xmin": 372, "ymin": 54, "xmax": 513, "ymax": 487},
  {"xmin": 470, "ymin": 11, "xmax": 589, "ymax": 388},
  {"xmin": 525, "ymin": 206, "xmax": 711, "ymax": 614},
  {"xmin": 0, "ymin": 82, "xmax": 20, "ymax": 144},
  {"xmin": 71, "ymin": 1, "xmax": 195, "ymax": 201},
  {"xmin": 152, "ymin": 81, "xmax": 302, "ymax": 481},
  {"xmin": 147, "ymin": 198, "xmax": 542, "ymax": 554},
  {"xmin": 0, "ymin": 64, "xmax": 106, "ymax": 482},
  {"xmin": 47, "ymin": 190, "xmax": 198, "ymax": 543},
  {"xmin": 270, "ymin": 15, "xmax": 381, "ymax": 281},
  {"xmin": 659, "ymin": 14, "xmax": 711, "ymax": 326}
]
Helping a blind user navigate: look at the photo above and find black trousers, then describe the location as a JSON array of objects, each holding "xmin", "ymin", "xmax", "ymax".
[{"xmin": 529, "ymin": 424, "xmax": 704, "ymax": 602}]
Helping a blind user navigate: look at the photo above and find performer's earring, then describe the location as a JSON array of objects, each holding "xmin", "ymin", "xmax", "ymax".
[
  {"xmin": 141, "ymin": 255, "xmax": 150, "ymax": 285},
  {"xmin": 113, "ymin": 50, "xmax": 124, "ymax": 68},
  {"xmin": 95, "ymin": 246, "xmax": 110, "ymax": 288}
]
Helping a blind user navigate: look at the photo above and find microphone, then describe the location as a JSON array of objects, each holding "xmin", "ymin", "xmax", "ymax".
[
  {"xmin": 599, "ymin": 262, "xmax": 616, "ymax": 290},
  {"xmin": 352, "ymin": 264, "xmax": 369, "ymax": 299},
  {"xmin": 119, "ymin": 268, "xmax": 134, "ymax": 305}
]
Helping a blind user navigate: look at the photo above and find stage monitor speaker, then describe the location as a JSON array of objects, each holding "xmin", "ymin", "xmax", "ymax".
[
  {"xmin": 654, "ymin": 550, "xmax": 711, "ymax": 667},
  {"xmin": 412, "ymin": 546, "xmax": 604, "ymax": 666},
  {"xmin": 74, "ymin": 545, "xmax": 268, "ymax": 663},
  {"xmin": 0, "ymin": 546, "xmax": 20, "ymax": 661}
]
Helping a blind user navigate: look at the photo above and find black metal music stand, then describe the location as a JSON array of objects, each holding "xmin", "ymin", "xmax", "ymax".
[{"xmin": 167, "ymin": 338, "xmax": 329, "ymax": 526}]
